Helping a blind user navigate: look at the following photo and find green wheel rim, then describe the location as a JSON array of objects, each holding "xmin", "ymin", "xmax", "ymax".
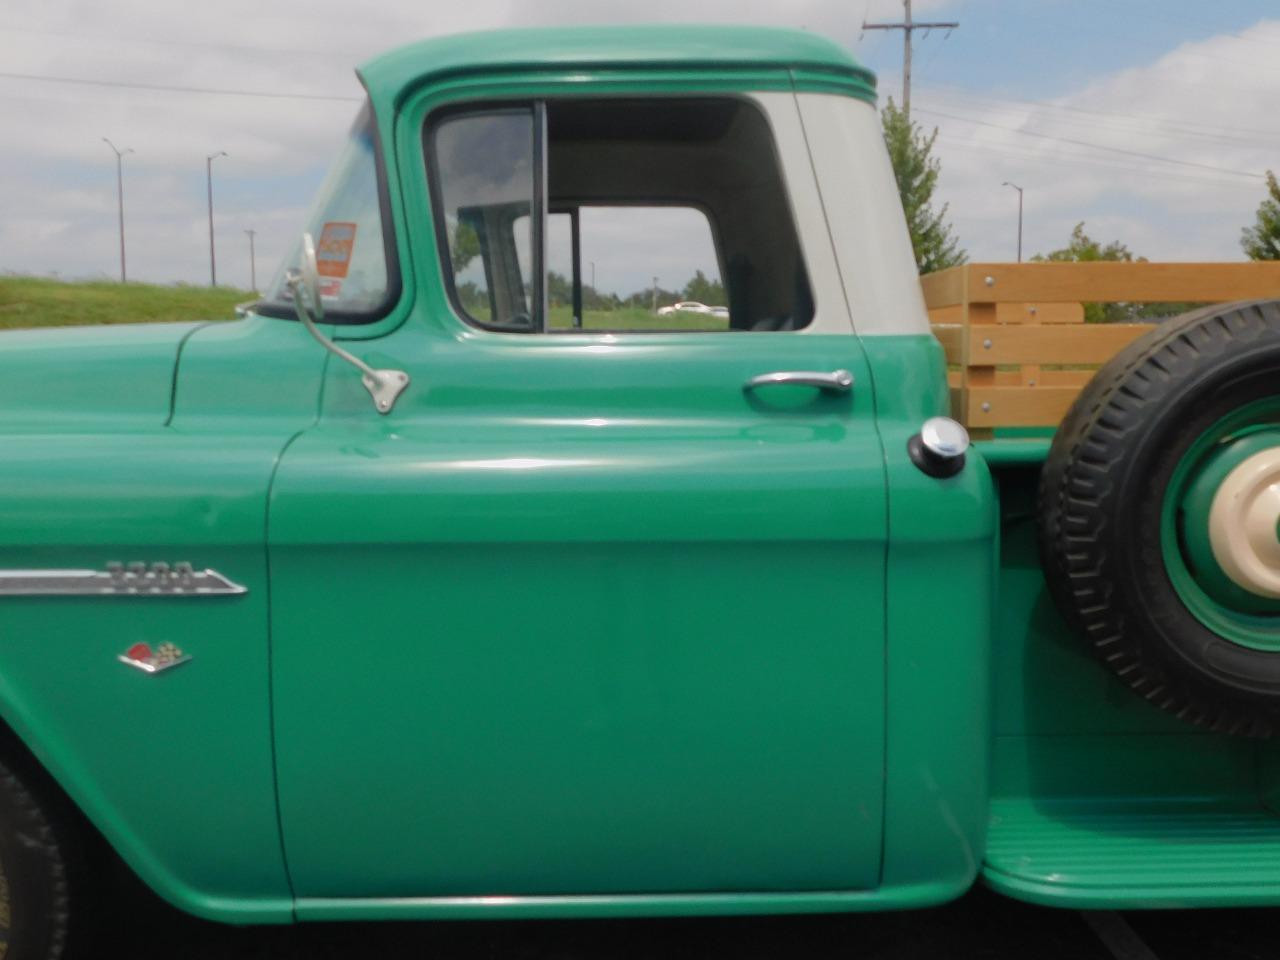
[{"xmin": 1162, "ymin": 396, "xmax": 1280, "ymax": 651}]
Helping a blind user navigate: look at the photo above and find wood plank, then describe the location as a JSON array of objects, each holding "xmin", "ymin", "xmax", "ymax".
[
  {"xmin": 928, "ymin": 305, "xmax": 965, "ymax": 326},
  {"xmin": 968, "ymin": 303, "xmax": 997, "ymax": 325},
  {"xmin": 1036, "ymin": 369, "xmax": 1095, "ymax": 387},
  {"xmin": 920, "ymin": 266, "xmax": 968, "ymax": 309},
  {"xmin": 995, "ymin": 302, "xmax": 1085, "ymax": 324},
  {"xmin": 931, "ymin": 324, "xmax": 964, "ymax": 364},
  {"xmin": 966, "ymin": 366, "xmax": 996, "ymax": 387},
  {"xmin": 966, "ymin": 323, "xmax": 1154, "ymax": 365},
  {"xmin": 965, "ymin": 386, "xmax": 1083, "ymax": 428},
  {"xmin": 961, "ymin": 262, "xmax": 1280, "ymax": 304}
]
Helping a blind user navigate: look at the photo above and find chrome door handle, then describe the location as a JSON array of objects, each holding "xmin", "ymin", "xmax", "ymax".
[{"xmin": 744, "ymin": 369, "xmax": 854, "ymax": 394}]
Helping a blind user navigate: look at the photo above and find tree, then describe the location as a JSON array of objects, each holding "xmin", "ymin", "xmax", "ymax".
[
  {"xmin": 881, "ymin": 98, "xmax": 966, "ymax": 274},
  {"xmin": 1032, "ymin": 222, "xmax": 1142, "ymax": 323},
  {"xmin": 1241, "ymin": 170, "xmax": 1280, "ymax": 261},
  {"xmin": 682, "ymin": 270, "xmax": 725, "ymax": 305},
  {"xmin": 1033, "ymin": 221, "xmax": 1139, "ymax": 265},
  {"xmin": 1031, "ymin": 222, "xmax": 1201, "ymax": 324},
  {"xmin": 546, "ymin": 270, "xmax": 572, "ymax": 307},
  {"xmin": 450, "ymin": 220, "xmax": 481, "ymax": 273}
]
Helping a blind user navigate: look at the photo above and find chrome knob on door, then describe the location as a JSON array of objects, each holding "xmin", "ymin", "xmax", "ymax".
[{"xmin": 744, "ymin": 369, "xmax": 854, "ymax": 394}]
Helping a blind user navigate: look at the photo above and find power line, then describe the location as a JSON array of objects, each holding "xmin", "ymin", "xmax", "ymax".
[
  {"xmin": 921, "ymin": 85, "xmax": 1280, "ymax": 143},
  {"xmin": 862, "ymin": 0, "xmax": 959, "ymax": 116},
  {"xmin": 935, "ymin": 136, "xmax": 1266, "ymax": 190},
  {"xmin": 915, "ymin": 107, "xmax": 1266, "ymax": 180},
  {"xmin": 0, "ymin": 23, "xmax": 358, "ymax": 59},
  {"xmin": 919, "ymin": 96, "xmax": 1280, "ymax": 155},
  {"xmin": 0, "ymin": 71, "xmax": 361, "ymax": 103}
]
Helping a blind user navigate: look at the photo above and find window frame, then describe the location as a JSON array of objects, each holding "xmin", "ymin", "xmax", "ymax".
[
  {"xmin": 425, "ymin": 95, "xmax": 809, "ymax": 336},
  {"xmin": 424, "ymin": 102, "xmax": 548, "ymax": 334},
  {"xmin": 256, "ymin": 101, "xmax": 403, "ymax": 326}
]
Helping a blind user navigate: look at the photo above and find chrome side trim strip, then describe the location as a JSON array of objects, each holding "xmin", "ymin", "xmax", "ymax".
[{"xmin": 0, "ymin": 563, "xmax": 247, "ymax": 597}]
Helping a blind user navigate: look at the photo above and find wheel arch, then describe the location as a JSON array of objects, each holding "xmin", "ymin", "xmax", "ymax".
[{"xmin": 0, "ymin": 686, "xmax": 292, "ymax": 925}]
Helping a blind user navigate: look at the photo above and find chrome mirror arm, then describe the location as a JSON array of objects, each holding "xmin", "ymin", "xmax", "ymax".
[{"xmin": 285, "ymin": 267, "xmax": 410, "ymax": 415}]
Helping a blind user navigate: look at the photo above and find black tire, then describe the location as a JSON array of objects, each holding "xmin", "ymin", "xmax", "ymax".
[
  {"xmin": 0, "ymin": 756, "xmax": 78, "ymax": 960},
  {"xmin": 1039, "ymin": 299, "xmax": 1280, "ymax": 737}
]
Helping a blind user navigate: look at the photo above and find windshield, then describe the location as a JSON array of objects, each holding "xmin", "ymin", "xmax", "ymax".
[{"xmin": 260, "ymin": 103, "xmax": 393, "ymax": 320}]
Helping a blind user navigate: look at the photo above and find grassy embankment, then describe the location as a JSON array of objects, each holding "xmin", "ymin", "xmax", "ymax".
[
  {"xmin": 0, "ymin": 277, "xmax": 726, "ymax": 332},
  {"xmin": 0, "ymin": 277, "xmax": 254, "ymax": 330},
  {"xmin": 546, "ymin": 305, "xmax": 728, "ymax": 331}
]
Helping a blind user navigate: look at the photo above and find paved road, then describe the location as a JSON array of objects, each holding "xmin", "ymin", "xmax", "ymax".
[{"xmin": 95, "ymin": 885, "xmax": 1280, "ymax": 960}]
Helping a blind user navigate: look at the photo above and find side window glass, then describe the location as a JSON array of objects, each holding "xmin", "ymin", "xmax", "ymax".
[
  {"xmin": 432, "ymin": 110, "xmax": 536, "ymax": 330},
  {"xmin": 546, "ymin": 208, "xmax": 727, "ymax": 332},
  {"xmin": 428, "ymin": 98, "xmax": 810, "ymax": 334},
  {"xmin": 546, "ymin": 98, "xmax": 813, "ymax": 333}
]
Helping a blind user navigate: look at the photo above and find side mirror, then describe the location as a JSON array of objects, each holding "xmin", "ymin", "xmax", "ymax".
[
  {"xmin": 284, "ymin": 231, "xmax": 409, "ymax": 415},
  {"xmin": 289, "ymin": 232, "xmax": 325, "ymax": 321}
]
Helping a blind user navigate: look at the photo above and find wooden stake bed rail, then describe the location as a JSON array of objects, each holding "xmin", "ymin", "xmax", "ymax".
[{"xmin": 922, "ymin": 262, "xmax": 1280, "ymax": 435}]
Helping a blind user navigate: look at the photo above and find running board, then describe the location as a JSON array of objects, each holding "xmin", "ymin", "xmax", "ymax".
[{"xmin": 984, "ymin": 796, "xmax": 1280, "ymax": 909}]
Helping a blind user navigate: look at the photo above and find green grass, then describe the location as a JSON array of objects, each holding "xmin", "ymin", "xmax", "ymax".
[
  {"xmin": 464, "ymin": 301, "xmax": 730, "ymax": 331},
  {"xmin": 0, "ymin": 276, "xmax": 255, "ymax": 330},
  {"xmin": 0, "ymin": 277, "xmax": 727, "ymax": 334},
  {"xmin": 548, "ymin": 305, "xmax": 727, "ymax": 332}
]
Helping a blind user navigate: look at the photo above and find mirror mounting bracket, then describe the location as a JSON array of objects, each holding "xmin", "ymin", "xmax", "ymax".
[{"xmin": 285, "ymin": 233, "xmax": 410, "ymax": 415}]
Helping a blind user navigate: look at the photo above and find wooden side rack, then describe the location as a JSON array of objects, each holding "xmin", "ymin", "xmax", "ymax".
[{"xmin": 922, "ymin": 262, "xmax": 1280, "ymax": 436}]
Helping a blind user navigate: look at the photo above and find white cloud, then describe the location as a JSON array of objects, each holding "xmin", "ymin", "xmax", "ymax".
[
  {"xmin": 1, "ymin": 0, "xmax": 1271, "ymax": 290},
  {"xmin": 919, "ymin": 19, "xmax": 1279, "ymax": 261}
]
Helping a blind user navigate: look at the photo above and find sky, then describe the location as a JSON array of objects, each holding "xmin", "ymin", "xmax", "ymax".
[{"xmin": 1, "ymin": 0, "xmax": 1277, "ymax": 295}]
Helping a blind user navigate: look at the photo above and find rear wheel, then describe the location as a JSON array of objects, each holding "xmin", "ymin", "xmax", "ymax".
[{"xmin": 1039, "ymin": 300, "xmax": 1280, "ymax": 736}]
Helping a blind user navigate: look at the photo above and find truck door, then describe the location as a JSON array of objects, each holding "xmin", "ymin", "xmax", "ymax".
[{"xmin": 268, "ymin": 92, "xmax": 889, "ymax": 899}]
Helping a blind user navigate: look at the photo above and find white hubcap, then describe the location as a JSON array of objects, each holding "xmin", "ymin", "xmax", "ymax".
[{"xmin": 1209, "ymin": 448, "xmax": 1280, "ymax": 599}]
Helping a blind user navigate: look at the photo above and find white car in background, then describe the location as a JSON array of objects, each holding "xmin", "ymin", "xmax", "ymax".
[{"xmin": 657, "ymin": 301, "xmax": 730, "ymax": 318}]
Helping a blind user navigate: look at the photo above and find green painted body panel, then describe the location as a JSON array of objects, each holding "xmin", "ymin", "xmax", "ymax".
[
  {"xmin": 859, "ymin": 337, "xmax": 996, "ymax": 895},
  {"xmin": 0, "ymin": 321, "xmax": 201, "ymax": 430},
  {"xmin": 983, "ymin": 466, "xmax": 1280, "ymax": 907},
  {"xmin": 357, "ymin": 26, "xmax": 877, "ymax": 115},
  {"xmin": 269, "ymin": 328, "xmax": 890, "ymax": 898},
  {"xmin": 0, "ymin": 316, "xmax": 332, "ymax": 922},
  {"xmin": 292, "ymin": 880, "xmax": 964, "ymax": 922},
  {"xmin": 0, "ymin": 435, "xmax": 292, "ymax": 922}
]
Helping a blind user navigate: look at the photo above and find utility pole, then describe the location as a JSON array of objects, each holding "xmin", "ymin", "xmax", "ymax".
[
  {"xmin": 206, "ymin": 151, "xmax": 228, "ymax": 286},
  {"xmin": 245, "ymin": 229, "xmax": 258, "ymax": 292},
  {"xmin": 102, "ymin": 138, "xmax": 132, "ymax": 283},
  {"xmin": 1002, "ymin": 181, "xmax": 1024, "ymax": 262},
  {"xmin": 651, "ymin": 276, "xmax": 659, "ymax": 313},
  {"xmin": 862, "ymin": 0, "xmax": 959, "ymax": 118}
]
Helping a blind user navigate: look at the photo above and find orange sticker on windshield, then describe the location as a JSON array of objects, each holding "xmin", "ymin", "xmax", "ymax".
[{"xmin": 316, "ymin": 222, "xmax": 357, "ymax": 278}]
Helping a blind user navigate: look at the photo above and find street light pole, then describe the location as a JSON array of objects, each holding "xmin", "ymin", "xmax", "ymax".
[
  {"xmin": 206, "ymin": 151, "xmax": 228, "ymax": 286},
  {"xmin": 245, "ymin": 229, "xmax": 257, "ymax": 292},
  {"xmin": 1002, "ymin": 181, "xmax": 1024, "ymax": 263},
  {"xmin": 102, "ymin": 138, "xmax": 133, "ymax": 283}
]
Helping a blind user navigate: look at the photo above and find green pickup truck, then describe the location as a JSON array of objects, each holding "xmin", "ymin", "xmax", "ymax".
[{"xmin": 4, "ymin": 24, "xmax": 1280, "ymax": 959}]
